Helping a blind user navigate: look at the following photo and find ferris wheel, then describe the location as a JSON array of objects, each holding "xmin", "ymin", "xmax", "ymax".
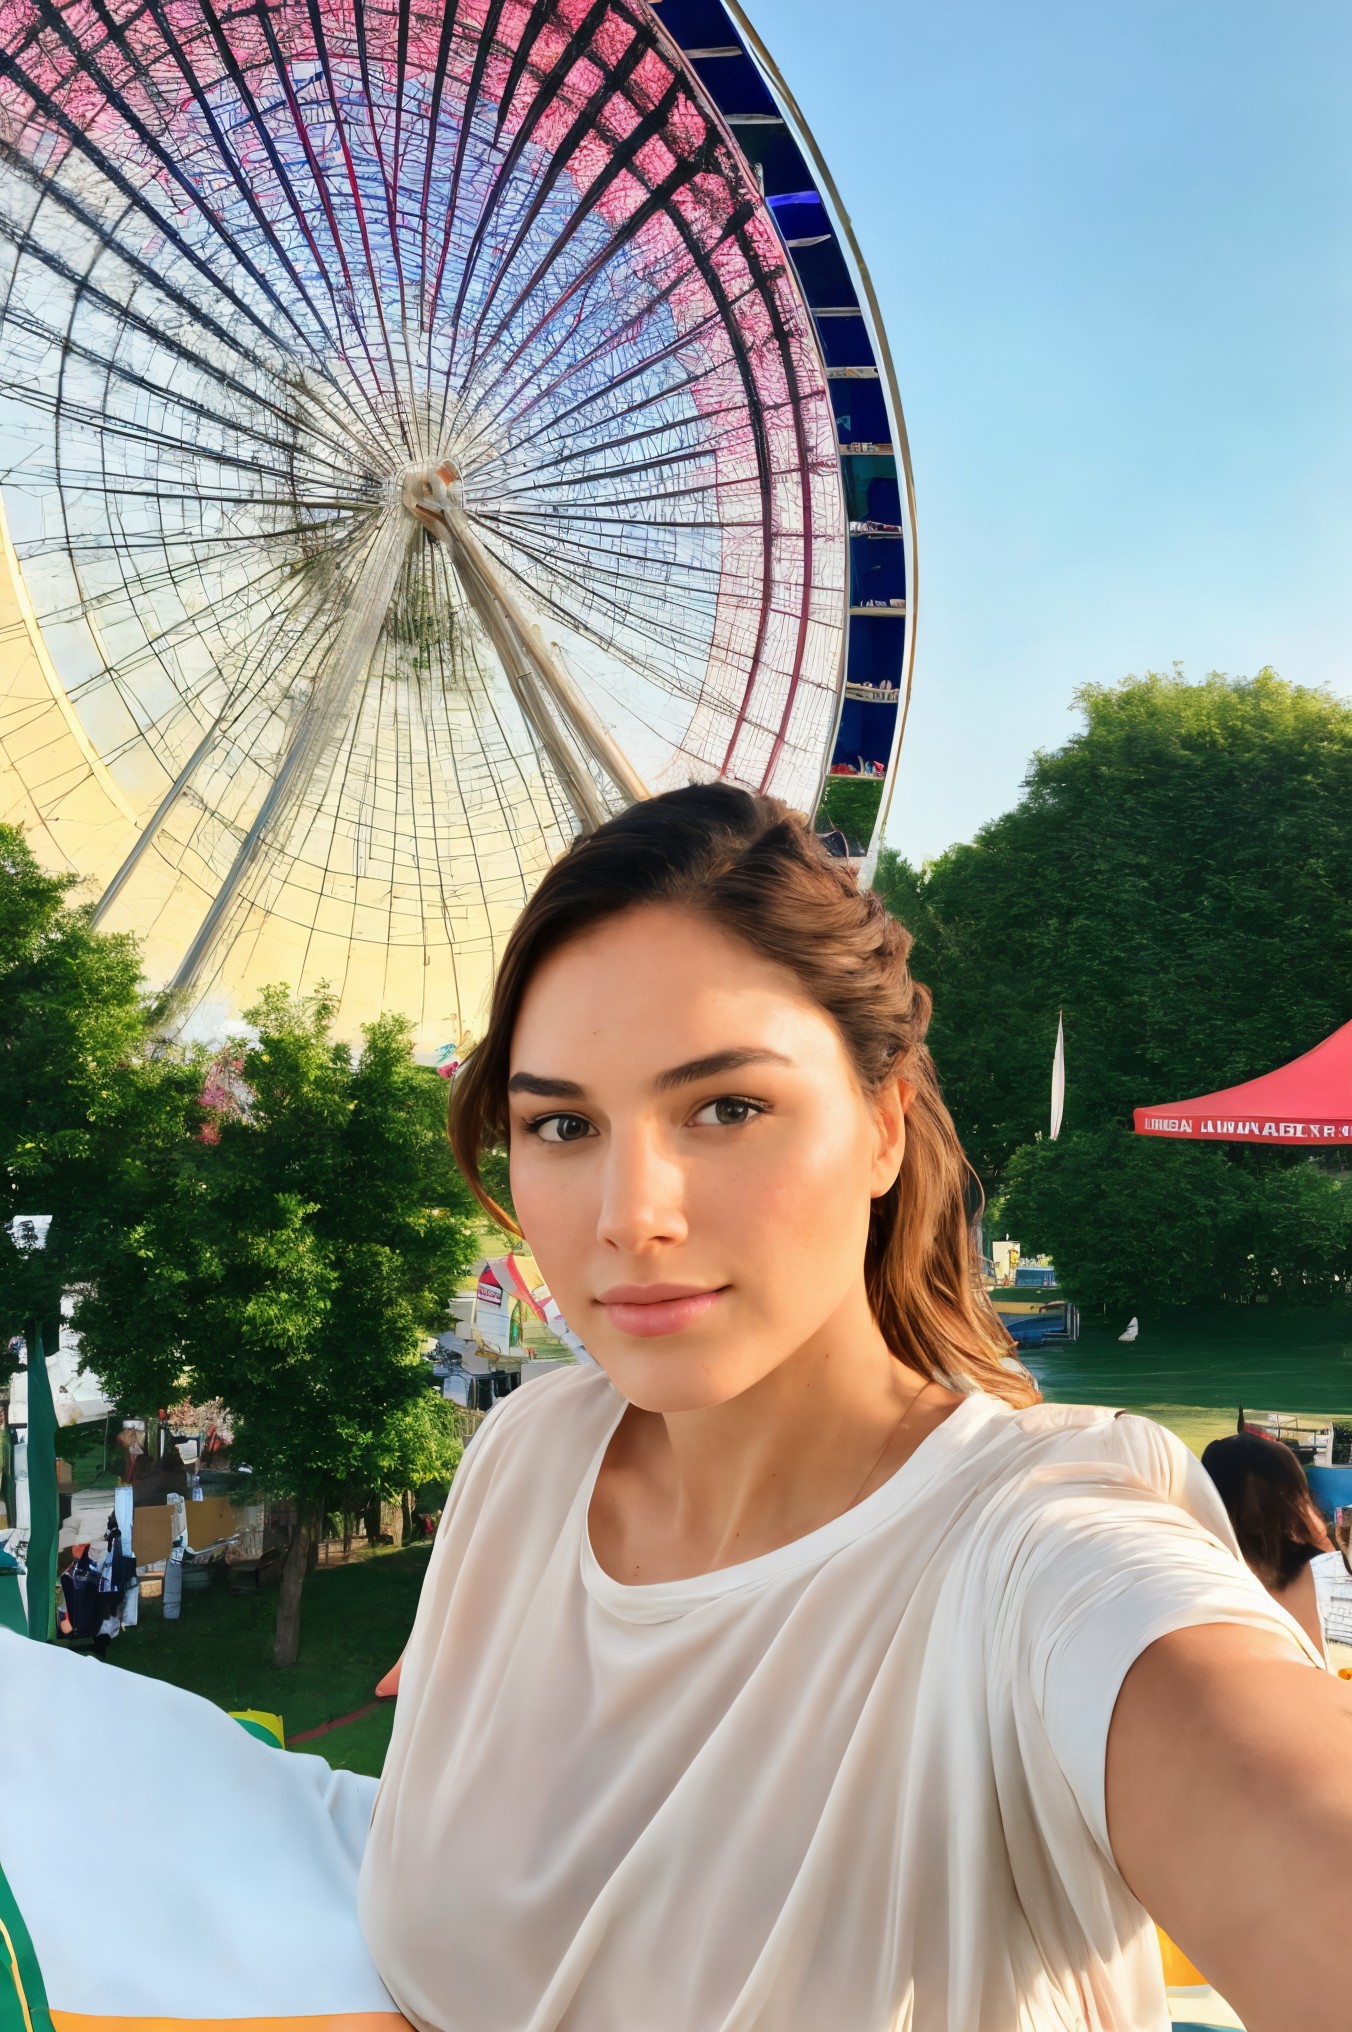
[{"xmin": 0, "ymin": 0, "xmax": 914, "ymax": 1048}]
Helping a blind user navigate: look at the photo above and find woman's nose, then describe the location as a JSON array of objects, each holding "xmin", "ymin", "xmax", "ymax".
[{"xmin": 596, "ymin": 1125, "xmax": 688, "ymax": 1253}]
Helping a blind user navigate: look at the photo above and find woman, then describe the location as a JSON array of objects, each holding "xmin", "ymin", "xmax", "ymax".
[
  {"xmin": 361, "ymin": 784, "xmax": 1352, "ymax": 2032},
  {"xmin": 1202, "ymin": 1431, "xmax": 1336, "ymax": 1658}
]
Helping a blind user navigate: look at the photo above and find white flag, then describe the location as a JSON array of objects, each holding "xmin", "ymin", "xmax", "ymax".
[{"xmin": 1050, "ymin": 1011, "xmax": 1066, "ymax": 1141}]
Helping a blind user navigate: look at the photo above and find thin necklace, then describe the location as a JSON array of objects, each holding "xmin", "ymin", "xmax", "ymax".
[{"xmin": 846, "ymin": 1378, "xmax": 938, "ymax": 1511}]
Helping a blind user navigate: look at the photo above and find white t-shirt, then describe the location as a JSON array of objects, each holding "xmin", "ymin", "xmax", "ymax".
[{"xmin": 361, "ymin": 1366, "xmax": 1313, "ymax": 2032}]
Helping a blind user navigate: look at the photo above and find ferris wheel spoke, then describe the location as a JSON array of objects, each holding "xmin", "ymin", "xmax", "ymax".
[
  {"xmin": 463, "ymin": 131, "xmax": 776, "ymax": 440},
  {"xmin": 24, "ymin": 478, "xmax": 364, "ymax": 519},
  {"xmin": 0, "ymin": 59, "xmax": 309, "ymax": 369},
  {"xmin": 290, "ymin": 0, "xmax": 419, "ymax": 455},
  {"xmin": 167, "ymin": 506, "xmax": 409, "ymax": 995},
  {"xmin": 471, "ymin": 515, "xmax": 718, "ymax": 670},
  {"xmin": 411, "ymin": 0, "xmax": 462, "ymax": 331},
  {"xmin": 450, "ymin": 39, "xmax": 659, "ymax": 383},
  {"xmin": 92, "ymin": 722, "xmax": 226, "ymax": 926},
  {"xmin": 459, "ymin": 45, "xmax": 692, "ymax": 372},
  {"xmin": 452, "ymin": 254, "xmax": 711, "ymax": 460},
  {"xmin": 478, "ymin": 543, "xmax": 717, "ymax": 683},
  {"xmin": 490, "ymin": 444, "xmax": 724, "ymax": 504},
  {"xmin": 171, "ymin": 9, "xmax": 411, "ymax": 455},
  {"xmin": 425, "ymin": 0, "xmax": 512, "ymax": 337},
  {"xmin": 463, "ymin": 129, "xmax": 703, "ymax": 404},
  {"xmin": 491, "ymin": 0, "xmax": 614, "ymax": 155},
  {"xmin": 448, "ymin": 619, "xmax": 576, "ymax": 865},
  {"xmin": 485, "ymin": 361, "xmax": 731, "ymax": 475},
  {"xmin": 412, "ymin": 469, "xmax": 643, "ymax": 825},
  {"xmin": 468, "ymin": 384, "xmax": 720, "ymax": 478},
  {"xmin": 0, "ymin": 171, "xmax": 294, "ymax": 404},
  {"xmin": 485, "ymin": 507, "xmax": 723, "ymax": 586},
  {"xmin": 0, "ymin": 342, "xmax": 351, "ymax": 488},
  {"xmin": 470, "ymin": 242, "xmax": 764, "ymax": 447},
  {"xmin": 454, "ymin": 170, "xmax": 668, "ymax": 422},
  {"xmin": 137, "ymin": 0, "xmax": 355, "ymax": 359},
  {"xmin": 43, "ymin": 0, "xmax": 330, "ymax": 361},
  {"xmin": 488, "ymin": 528, "xmax": 721, "ymax": 626},
  {"xmin": 245, "ymin": 84, "xmax": 404, "ymax": 444},
  {"xmin": 5, "ymin": 386, "xmax": 339, "ymax": 499},
  {"xmin": 348, "ymin": 0, "xmax": 411, "ymax": 341},
  {"xmin": 463, "ymin": 170, "xmax": 763, "ymax": 494},
  {"xmin": 80, "ymin": 540, "xmax": 338, "ymax": 711},
  {"xmin": 438, "ymin": 0, "xmax": 617, "ymax": 359},
  {"xmin": 453, "ymin": 279, "xmax": 617, "ymax": 468},
  {"xmin": 56, "ymin": 550, "xmax": 316, "ymax": 700},
  {"xmin": 454, "ymin": 257, "xmax": 792, "ymax": 507},
  {"xmin": 486, "ymin": 569, "xmax": 714, "ymax": 687},
  {"xmin": 386, "ymin": 0, "xmax": 415, "ymax": 200}
]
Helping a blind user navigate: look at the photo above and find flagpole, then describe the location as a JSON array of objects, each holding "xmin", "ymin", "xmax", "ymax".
[
  {"xmin": 7, "ymin": 1216, "xmax": 57, "ymax": 1643},
  {"xmin": 23, "ymin": 1314, "xmax": 57, "ymax": 1642}
]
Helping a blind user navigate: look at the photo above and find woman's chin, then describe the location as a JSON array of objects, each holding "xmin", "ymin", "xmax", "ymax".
[{"xmin": 590, "ymin": 1335, "xmax": 769, "ymax": 1415}]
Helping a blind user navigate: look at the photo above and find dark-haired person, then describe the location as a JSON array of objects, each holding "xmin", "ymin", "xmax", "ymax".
[
  {"xmin": 360, "ymin": 784, "xmax": 1352, "ymax": 2032},
  {"xmin": 1202, "ymin": 1431, "xmax": 1335, "ymax": 1658}
]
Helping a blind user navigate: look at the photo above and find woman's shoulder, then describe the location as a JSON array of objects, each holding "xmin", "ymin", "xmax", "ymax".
[{"xmin": 953, "ymin": 1394, "xmax": 1237, "ymax": 1547}]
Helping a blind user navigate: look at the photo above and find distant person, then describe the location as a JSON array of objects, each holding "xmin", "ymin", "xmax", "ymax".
[{"xmin": 1201, "ymin": 1432, "xmax": 1333, "ymax": 1656}]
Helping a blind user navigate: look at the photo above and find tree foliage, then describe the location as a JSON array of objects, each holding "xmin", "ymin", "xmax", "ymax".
[
  {"xmin": 79, "ymin": 987, "xmax": 479, "ymax": 1663},
  {"xmin": 876, "ymin": 670, "xmax": 1352, "ymax": 1190},
  {"xmin": 0, "ymin": 826, "xmax": 197, "ymax": 1371},
  {"xmin": 877, "ymin": 672, "xmax": 1352, "ymax": 1308},
  {"xmin": 998, "ymin": 1130, "xmax": 1352, "ymax": 1312}
]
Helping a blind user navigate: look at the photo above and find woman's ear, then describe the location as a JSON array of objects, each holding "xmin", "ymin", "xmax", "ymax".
[{"xmin": 870, "ymin": 1076, "xmax": 909, "ymax": 1198}]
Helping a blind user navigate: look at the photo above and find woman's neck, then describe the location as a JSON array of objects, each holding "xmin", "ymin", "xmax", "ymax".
[{"xmin": 588, "ymin": 1286, "xmax": 962, "ymax": 1585}]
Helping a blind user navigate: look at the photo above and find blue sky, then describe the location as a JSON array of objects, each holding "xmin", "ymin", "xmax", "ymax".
[{"xmin": 752, "ymin": 0, "xmax": 1352, "ymax": 864}]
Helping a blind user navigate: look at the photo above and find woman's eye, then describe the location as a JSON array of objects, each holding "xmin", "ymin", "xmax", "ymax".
[
  {"xmin": 692, "ymin": 1096, "xmax": 763, "ymax": 1128},
  {"xmin": 531, "ymin": 1113, "xmax": 594, "ymax": 1144}
]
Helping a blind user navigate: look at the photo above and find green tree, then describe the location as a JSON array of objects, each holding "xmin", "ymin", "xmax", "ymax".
[
  {"xmin": 1248, "ymin": 1165, "xmax": 1352, "ymax": 1305},
  {"xmin": 998, "ymin": 1129, "xmax": 1254, "ymax": 1313},
  {"xmin": 1000, "ymin": 1131, "xmax": 1352, "ymax": 1314},
  {"xmin": 80, "ymin": 989, "xmax": 479, "ymax": 1666},
  {"xmin": 877, "ymin": 670, "xmax": 1352, "ymax": 1190},
  {"xmin": 336, "ymin": 1388, "xmax": 466, "ymax": 1549},
  {"xmin": 0, "ymin": 825, "xmax": 191, "ymax": 1367}
]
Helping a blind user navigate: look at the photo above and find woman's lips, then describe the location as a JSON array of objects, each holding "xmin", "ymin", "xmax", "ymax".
[{"xmin": 600, "ymin": 1289, "xmax": 726, "ymax": 1338}]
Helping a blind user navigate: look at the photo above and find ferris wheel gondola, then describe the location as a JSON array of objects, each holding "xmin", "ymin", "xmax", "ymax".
[{"xmin": 0, "ymin": 0, "xmax": 914, "ymax": 1046}]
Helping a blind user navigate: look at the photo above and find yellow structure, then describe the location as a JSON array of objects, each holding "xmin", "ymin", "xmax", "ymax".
[{"xmin": 0, "ymin": 483, "xmax": 567, "ymax": 1052}]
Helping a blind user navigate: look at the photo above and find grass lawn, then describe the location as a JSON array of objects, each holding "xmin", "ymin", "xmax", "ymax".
[
  {"xmin": 295, "ymin": 1703, "xmax": 398, "ymax": 1775},
  {"xmin": 107, "ymin": 1542, "xmax": 432, "ymax": 1775}
]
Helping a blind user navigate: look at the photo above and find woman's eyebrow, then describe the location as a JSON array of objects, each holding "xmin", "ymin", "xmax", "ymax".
[
  {"xmin": 652, "ymin": 1048, "xmax": 792, "ymax": 1092},
  {"xmin": 507, "ymin": 1072, "xmax": 587, "ymax": 1098},
  {"xmin": 506, "ymin": 1049, "xmax": 791, "ymax": 1102}
]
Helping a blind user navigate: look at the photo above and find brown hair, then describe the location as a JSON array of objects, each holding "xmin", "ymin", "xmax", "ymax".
[
  {"xmin": 449, "ymin": 782, "xmax": 1035, "ymax": 1407},
  {"xmin": 1201, "ymin": 1432, "xmax": 1333, "ymax": 1589}
]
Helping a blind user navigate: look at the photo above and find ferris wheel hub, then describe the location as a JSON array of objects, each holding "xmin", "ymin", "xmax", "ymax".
[{"xmin": 400, "ymin": 460, "xmax": 462, "ymax": 523}]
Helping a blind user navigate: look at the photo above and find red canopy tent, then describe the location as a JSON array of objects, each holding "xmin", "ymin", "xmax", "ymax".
[{"xmin": 1134, "ymin": 1019, "xmax": 1352, "ymax": 1147}]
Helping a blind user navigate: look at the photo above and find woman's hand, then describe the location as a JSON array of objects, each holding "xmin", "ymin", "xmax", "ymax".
[{"xmin": 1107, "ymin": 1622, "xmax": 1352, "ymax": 2031}]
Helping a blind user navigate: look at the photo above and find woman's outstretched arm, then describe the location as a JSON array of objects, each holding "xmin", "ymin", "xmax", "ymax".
[{"xmin": 1107, "ymin": 1622, "xmax": 1352, "ymax": 2032}]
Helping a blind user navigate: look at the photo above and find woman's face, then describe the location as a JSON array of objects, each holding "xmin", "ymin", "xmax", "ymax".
[{"xmin": 506, "ymin": 903, "xmax": 905, "ymax": 1412}]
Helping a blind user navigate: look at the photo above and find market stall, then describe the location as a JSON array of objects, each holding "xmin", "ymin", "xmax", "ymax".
[{"xmin": 1134, "ymin": 1017, "xmax": 1352, "ymax": 1146}]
